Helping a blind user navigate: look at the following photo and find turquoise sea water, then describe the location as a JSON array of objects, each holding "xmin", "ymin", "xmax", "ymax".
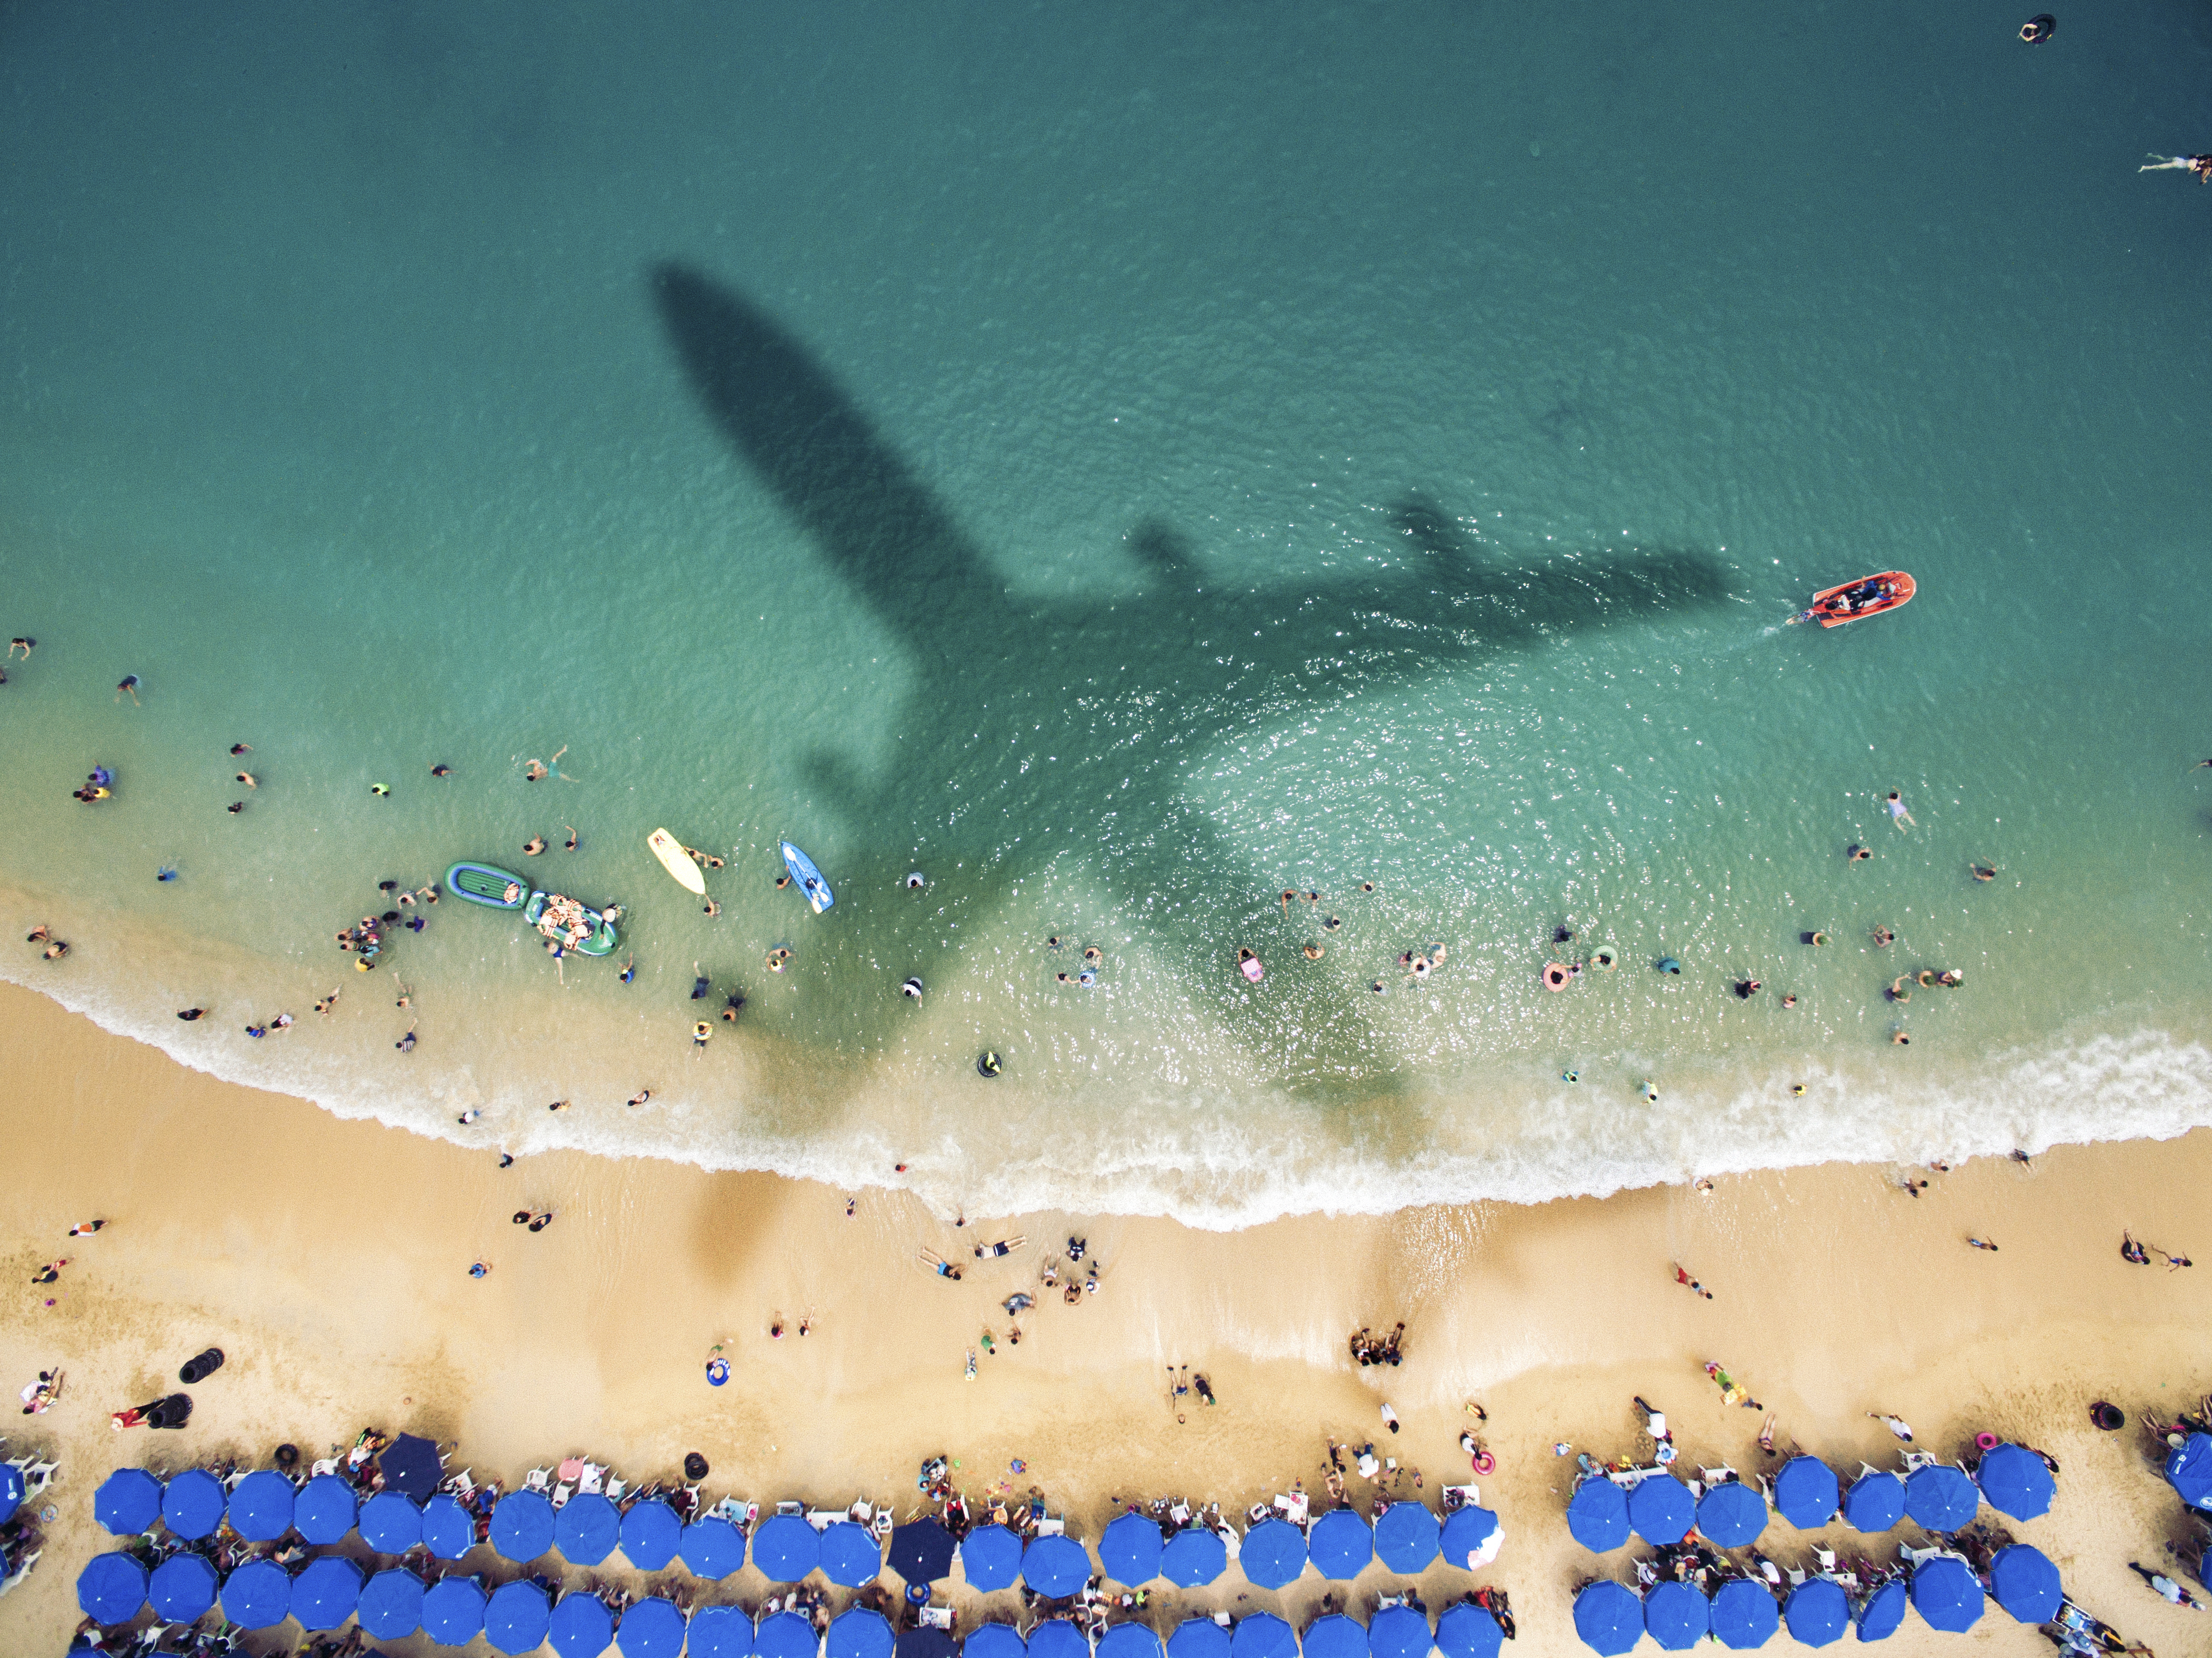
[{"xmin": 4, "ymin": 2, "xmax": 2211, "ymax": 1224}]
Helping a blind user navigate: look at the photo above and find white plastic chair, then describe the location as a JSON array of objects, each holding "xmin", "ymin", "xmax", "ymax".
[
  {"xmin": 606, "ymin": 1476, "xmax": 626, "ymax": 1502},
  {"xmin": 1274, "ymin": 1492, "xmax": 1308, "ymax": 1525},
  {"xmin": 580, "ymin": 1463, "xmax": 605, "ymax": 1495},
  {"xmin": 1900, "ymin": 1451, "xmax": 1937, "ymax": 1473},
  {"xmin": 524, "ymin": 1468, "xmax": 552, "ymax": 1493},
  {"xmin": 1811, "ymin": 1548, "xmax": 1836, "ymax": 1572},
  {"xmin": 23, "ymin": 1462, "xmax": 57, "ymax": 1494},
  {"xmin": 921, "ymin": 1606, "xmax": 954, "ymax": 1631},
  {"xmin": 807, "ymin": 1508, "xmax": 843, "ymax": 1531},
  {"xmin": 1036, "ymin": 1516, "xmax": 1066, "ymax": 1537},
  {"xmin": 871, "ymin": 1508, "xmax": 893, "ymax": 1540},
  {"xmin": 310, "ymin": 1459, "xmax": 339, "ymax": 1479},
  {"xmin": 776, "ymin": 1499, "xmax": 804, "ymax": 1518},
  {"xmin": 1169, "ymin": 1501, "xmax": 1191, "ymax": 1526},
  {"xmin": 551, "ymin": 1481, "xmax": 574, "ymax": 1509},
  {"xmin": 443, "ymin": 1468, "xmax": 474, "ymax": 1498}
]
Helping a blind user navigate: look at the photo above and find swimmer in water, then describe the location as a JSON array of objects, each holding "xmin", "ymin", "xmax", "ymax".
[
  {"xmin": 1323, "ymin": 915, "xmax": 1341, "ymax": 930},
  {"xmin": 116, "ymin": 674, "xmax": 140, "ymax": 704},
  {"xmin": 692, "ymin": 969, "xmax": 710, "ymax": 1000},
  {"xmin": 1885, "ymin": 790, "xmax": 1916, "ymax": 829},
  {"xmin": 8, "ymin": 638, "xmax": 33, "ymax": 658},
  {"xmin": 619, "ymin": 955, "xmax": 635, "ymax": 984},
  {"xmin": 1083, "ymin": 946, "xmax": 1102, "ymax": 964},
  {"xmin": 1872, "ymin": 925, "xmax": 1895, "ymax": 947},
  {"xmin": 1281, "ymin": 891, "xmax": 1297, "ymax": 913},
  {"xmin": 775, "ymin": 874, "xmax": 791, "ymax": 890},
  {"xmin": 722, "ymin": 992, "xmax": 743, "ymax": 1022},
  {"xmin": 1888, "ymin": 977, "xmax": 1912, "ymax": 1003},
  {"xmin": 1734, "ymin": 979, "xmax": 1760, "ymax": 999},
  {"xmin": 370, "ymin": 783, "xmax": 389, "ymax": 796},
  {"xmin": 396, "ymin": 1027, "xmax": 417, "ymax": 1052},
  {"xmin": 2141, "ymin": 153, "xmax": 2212, "ymax": 182},
  {"xmin": 235, "ymin": 772, "xmax": 256, "ymax": 788},
  {"xmin": 703, "ymin": 898, "xmax": 721, "ymax": 918},
  {"xmin": 1970, "ymin": 862, "xmax": 1998, "ymax": 882},
  {"xmin": 1891, "ymin": 1030, "xmax": 1911, "ymax": 1045},
  {"xmin": 564, "ymin": 826, "xmax": 577, "ymax": 851},
  {"xmin": 1360, "ymin": 882, "xmax": 1376, "ymax": 893},
  {"xmin": 523, "ymin": 836, "xmax": 546, "ymax": 856},
  {"xmin": 431, "ymin": 763, "xmax": 450, "ymax": 776},
  {"xmin": 1303, "ymin": 943, "xmax": 1325, "ymax": 960},
  {"xmin": 228, "ymin": 801, "xmax": 246, "ymax": 814},
  {"xmin": 157, "ymin": 865, "xmax": 177, "ymax": 882},
  {"xmin": 229, "ymin": 743, "xmax": 250, "ymax": 756},
  {"xmin": 1847, "ymin": 844, "xmax": 1870, "ymax": 863}
]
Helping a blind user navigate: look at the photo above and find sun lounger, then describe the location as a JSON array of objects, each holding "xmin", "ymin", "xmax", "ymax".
[
  {"xmin": 1274, "ymin": 1492, "xmax": 1309, "ymax": 1525},
  {"xmin": 1899, "ymin": 1451, "xmax": 1937, "ymax": 1473},
  {"xmin": 776, "ymin": 1500, "xmax": 805, "ymax": 1518},
  {"xmin": 1440, "ymin": 1484, "xmax": 1477, "ymax": 1512},
  {"xmin": 921, "ymin": 1606, "xmax": 955, "ymax": 1630},
  {"xmin": 807, "ymin": 1507, "xmax": 844, "ymax": 1531}
]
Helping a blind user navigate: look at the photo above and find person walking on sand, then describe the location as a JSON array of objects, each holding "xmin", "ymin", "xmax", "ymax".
[
  {"xmin": 1885, "ymin": 790, "xmax": 1915, "ymax": 829},
  {"xmin": 1870, "ymin": 1412, "xmax": 1914, "ymax": 1441}
]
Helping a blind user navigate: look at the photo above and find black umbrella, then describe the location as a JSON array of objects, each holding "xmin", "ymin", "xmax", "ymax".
[
  {"xmin": 378, "ymin": 1434, "xmax": 443, "ymax": 1500},
  {"xmin": 897, "ymin": 1629, "xmax": 957, "ymax": 1658},
  {"xmin": 888, "ymin": 1519, "xmax": 956, "ymax": 1583}
]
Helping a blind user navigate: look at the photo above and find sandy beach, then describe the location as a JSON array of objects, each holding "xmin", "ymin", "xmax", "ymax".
[{"xmin": 3, "ymin": 979, "xmax": 2208, "ymax": 1654}]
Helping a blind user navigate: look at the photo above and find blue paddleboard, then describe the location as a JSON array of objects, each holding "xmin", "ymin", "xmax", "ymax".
[{"xmin": 780, "ymin": 841, "xmax": 834, "ymax": 914}]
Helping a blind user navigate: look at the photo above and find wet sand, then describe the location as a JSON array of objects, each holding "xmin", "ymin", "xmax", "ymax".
[{"xmin": 2, "ymin": 979, "xmax": 2209, "ymax": 1654}]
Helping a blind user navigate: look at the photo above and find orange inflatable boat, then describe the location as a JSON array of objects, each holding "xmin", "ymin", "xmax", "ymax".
[{"xmin": 1791, "ymin": 571, "xmax": 1914, "ymax": 628}]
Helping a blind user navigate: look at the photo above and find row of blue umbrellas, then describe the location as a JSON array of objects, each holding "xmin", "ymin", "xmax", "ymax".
[
  {"xmin": 1570, "ymin": 1546, "xmax": 2062, "ymax": 1655},
  {"xmin": 74, "ymin": 1549, "xmax": 1506, "ymax": 1658},
  {"xmin": 89, "ymin": 1469, "xmax": 1495, "ymax": 1593},
  {"xmin": 1565, "ymin": 1449, "xmax": 2051, "ymax": 1553}
]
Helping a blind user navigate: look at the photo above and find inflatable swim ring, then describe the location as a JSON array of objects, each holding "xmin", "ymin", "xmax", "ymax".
[
  {"xmin": 1238, "ymin": 948, "xmax": 1264, "ymax": 983},
  {"xmin": 1591, "ymin": 948, "xmax": 1617, "ymax": 972},
  {"xmin": 1542, "ymin": 963, "xmax": 1570, "ymax": 991},
  {"xmin": 1471, "ymin": 1450, "xmax": 1496, "ymax": 1475}
]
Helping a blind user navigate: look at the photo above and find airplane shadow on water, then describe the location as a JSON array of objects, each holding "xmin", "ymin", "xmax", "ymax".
[{"xmin": 649, "ymin": 263, "xmax": 1733, "ymax": 1084}]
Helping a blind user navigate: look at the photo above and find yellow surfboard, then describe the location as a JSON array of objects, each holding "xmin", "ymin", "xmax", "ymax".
[{"xmin": 647, "ymin": 828, "xmax": 707, "ymax": 895}]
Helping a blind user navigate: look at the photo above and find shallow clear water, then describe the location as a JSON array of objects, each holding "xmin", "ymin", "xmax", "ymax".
[{"xmin": 4, "ymin": 1, "xmax": 2211, "ymax": 1223}]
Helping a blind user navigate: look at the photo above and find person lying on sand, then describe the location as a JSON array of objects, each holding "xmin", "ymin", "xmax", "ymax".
[{"xmin": 974, "ymin": 1236, "xmax": 1026, "ymax": 1258}]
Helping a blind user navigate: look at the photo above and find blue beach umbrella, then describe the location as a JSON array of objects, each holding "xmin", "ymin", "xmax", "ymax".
[
  {"xmin": 488, "ymin": 1579, "xmax": 554, "ymax": 1656},
  {"xmin": 1433, "ymin": 1605, "xmax": 1502, "ymax": 1658},
  {"xmin": 682, "ymin": 1514, "xmax": 747, "ymax": 1579},
  {"xmin": 423, "ymin": 1574, "xmax": 488, "ymax": 1646},
  {"xmin": 1375, "ymin": 1502, "xmax": 1441, "ymax": 1573},
  {"xmin": 1708, "ymin": 1579, "xmax": 1779, "ymax": 1650},
  {"xmin": 830, "ymin": 1607, "xmax": 896, "ymax": 1658},
  {"xmin": 1230, "ymin": 1611, "xmax": 1296, "ymax": 1658},
  {"xmin": 890, "ymin": 1518, "xmax": 957, "ymax": 1583},
  {"xmin": 291, "ymin": 1554, "xmax": 363, "ymax": 1630},
  {"xmin": 149, "ymin": 1552, "xmax": 219, "ymax": 1621},
  {"xmin": 1571, "ymin": 1581, "xmax": 1641, "ymax": 1657},
  {"xmin": 1438, "ymin": 1505, "xmax": 1498, "ymax": 1569},
  {"xmin": 1161, "ymin": 1526, "xmax": 1227, "ymax": 1588},
  {"xmin": 76, "ymin": 1552, "xmax": 149, "ymax": 1623},
  {"xmin": 2167, "ymin": 1431, "xmax": 2212, "ymax": 1509},
  {"xmin": 1566, "ymin": 1478, "xmax": 1630, "ymax": 1552},
  {"xmin": 1369, "ymin": 1603, "xmax": 1432, "ymax": 1658},
  {"xmin": 1626, "ymin": 1473, "xmax": 1695, "ymax": 1544},
  {"xmin": 821, "ymin": 1518, "xmax": 884, "ymax": 1586},
  {"xmin": 1028, "ymin": 1621, "xmax": 1088, "ymax": 1658},
  {"xmin": 492, "ymin": 1487, "xmax": 557, "ymax": 1562},
  {"xmin": 557, "ymin": 1490, "xmax": 623, "ymax": 1565},
  {"xmin": 359, "ymin": 1489, "xmax": 424, "ymax": 1553},
  {"xmin": 1098, "ymin": 1624, "xmax": 1163, "ymax": 1658},
  {"xmin": 358, "ymin": 1566, "xmax": 427, "ymax": 1640},
  {"xmin": 294, "ymin": 1472, "xmax": 358, "ymax": 1544},
  {"xmin": 1696, "ymin": 1481, "xmax": 1766, "ymax": 1549},
  {"xmin": 95, "ymin": 1467, "xmax": 163, "ymax": 1535},
  {"xmin": 1022, "ymin": 1533, "xmax": 1092, "ymax": 1597},
  {"xmin": 962, "ymin": 1522, "xmax": 1025, "ymax": 1590},
  {"xmin": 619, "ymin": 1596, "xmax": 690, "ymax": 1658},
  {"xmin": 1783, "ymin": 1579, "xmax": 1848, "ymax": 1648},
  {"xmin": 1771, "ymin": 1458, "xmax": 1839, "ymax": 1529},
  {"xmin": 227, "ymin": 1468, "xmax": 296, "ymax": 1541},
  {"xmin": 1990, "ymin": 1544, "xmax": 2062, "ymax": 1624},
  {"xmin": 423, "ymin": 1491, "xmax": 478, "ymax": 1559},
  {"xmin": 1841, "ymin": 1471, "xmax": 1903, "ymax": 1533},
  {"xmin": 1309, "ymin": 1509, "xmax": 1374, "ymax": 1579},
  {"xmin": 0, "ymin": 1462, "xmax": 20, "ymax": 1526},
  {"xmin": 755, "ymin": 1512, "xmax": 824, "ymax": 1582},
  {"xmin": 221, "ymin": 1557, "xmax": 291, "ymax": 1629},
  {"xmin": 1903, "ymin": 1465, "xmax": 1978, "ymax": 1532},
  {"xmin": 1910, "ymin": 1556, "xmax": 1983, "ymax": 1633},
  {"xmin": 1169, "ymin": 1618, "xmax": 1230, "ymax": 1658},
  {"xmin": 968, "ymin": 1625, "xmax": 1028, "ymax": 1658},
  {"xmin": 1854, "ymin": 1580, "xmax": 1908, "ymax": 1642},
  {"xmin": 549, "ymin": 1590, "xmax": 617, "ymax": 1658},
  {"xmin": 378, "ymin": 1431, "xmax": 445, "ymax": 1499},
  {"xmin": 1304, "ymin": 1614, "xmax": 1366, "ymax": 1658},
  {"xmin": 1644, "ymin": 1580, "xmax": 1708, "ymax": 1651},
  {"xmin": 1977, "ymin": 1445, "xmax": 2056, "ymax": 1521},
  {"xmin": 621, "ymin": 1498, "xmax": 683, "ymax": 1569},
  {"xmin": 690, "ymin": 1603, "xmax": 756, "ymax": 1658},
  {"xmin": 161, "ymin": 1467, "xmax": 227, "ymax": 1540},
  {"xmin": 1102, "ymin": 1511, "xmax": 1165, "ymax": 1584},
  {"xmin": 757, "ymin": 1609, "xmax": 823, "ymax": 1658},
  {"xmin": 899, "ymin": 1632, "xmax": 957, "ymax": 1658},
  {"xmin": 1239, "ymin": 1518, "xmax": 1308, "ymax": 1589}
]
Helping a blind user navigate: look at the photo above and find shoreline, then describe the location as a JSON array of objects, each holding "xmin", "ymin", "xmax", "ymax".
[
  {"xmin": 6, "ymin": 881, "xmax": 2211, "ymax": 1230},
  {"xmin": 3, "ymin": 982, "xmax": 2210, "ymax": 1654}
]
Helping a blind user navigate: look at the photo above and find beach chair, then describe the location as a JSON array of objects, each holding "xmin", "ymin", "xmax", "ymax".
[
  {"xmin": 743, "ymin": 1500, "xmax": 761, "ymax": 1530},
  {"xmin": 1036, "ymin": 1516, "xmax": 1066, "ymax": 1537},
  {"xmin": 711, "ymin": 1496, "xmax": 747, "ymax": 1523},
  {"xmin": 1378, "ymin": 1592, "xmax": 1409, "ymax": 1610},
  {"xmin": 524, "ymin": 1468, "xmax": 552, "ymax": 1493},
  {"xmin": 1245, "ymin": 1503, "xmax": 1269, "ymax": 1526},
  {"xmin": 552, "ymin": 1481, "xmax": 574, "ymax": 1509},
  {"xmin": 1899, "ymin": 1451, "xmax": 1937, "ymax": 1473},
  {"xmin": 807, "ymin": 1507, "xmax": 843, "ymax": 1531},
  {"xmin": 1699, "ymin": 1465, "xmax": 1737, "ymax": 1487},
  {"xmin": 1273, "ymin": 1492, "xmax": 1309, "ymax": 1526},
  {"xmin": 23, "ymin": 1461, "xmax": 57, "ymax": 1494},
  {"xmin": 580, "ymin": 1463, "xmax": 605, "ymax": 1495},
  {"xmin": 1811, "ymin": 1547, "xmax": 1836, "ymax": 1572},
  {"xmin": 1169, "ymin": 1500, "xmax": 1192, "ymax": 1527},
  {"xmin": 310, "ymin": 1459, "xmax": 339, "ymax": 1479},
  {"xmin": 871, "ymin": 1507, "xmax": 894, "ymax": 1541},
  {"xmin": 443, "ymin": 1468, "xmax": 474, "ymax": 1498},
  {"xmin": 776, "ymin": 1500, "xmax": 805, "ymax": 1518},
  {"xmin": 606, "ymin": 1476, "xmax": 626, "ymax": 1502},
  {"xmin": 921, "ymin": 1606, "xmax": 955, "ymax": 1631},
  {"xmin": 849, "ymin": 1500, "xmax": 873, "ymax": 1523}
]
